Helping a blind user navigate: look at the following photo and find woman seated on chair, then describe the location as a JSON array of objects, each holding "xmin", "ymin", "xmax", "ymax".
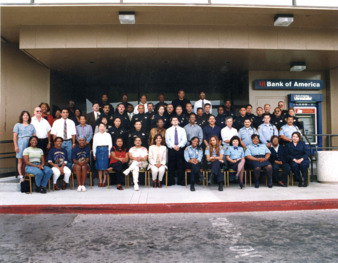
[
  {"xmin": 184, "ymin": 136, "xmax": 203, "ymax": 192},
  {"xmin": 23, "ymin": 136, "xmax": 53, "ymax": 194},
  {"xmin": 48, "ymin": 137, "xmax": 72, "ymax": 190},
  {"xmin": 225, "ymin": 136, "xmax": 245, "ymax": 189},
  {"xmin": 124, "ymin": 137, "xmax": 148, "ymax": 191},
  {"xmin": 285, "ymin": 131, "xmax": 309, "ymax": 187},
  {"xmin": 245, "ymin": 134, "xmax": 272, "ymax": 188},
  {"xmin": 72, "ymin": 136, "xmax": 90, "ymax": 192},
  {"xmin": 148, "ymin": 134, "xmax": 167, "ymax": 188},
  {"xmin": 108, "ymin": 136, "xmax": 129, "ymax": 190},
  {"xmin": 205, "ymin": 135, "xmax": 225, "ymax": 192}
]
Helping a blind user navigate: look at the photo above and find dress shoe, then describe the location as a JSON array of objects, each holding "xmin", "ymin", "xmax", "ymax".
[
  {"xmin": 40, "ymin": 187, "xmax": 47, "ymax": 194},
  {"xmin": 190, "ymin": 184, "xmax": 195, "ymax": 191},
  {"xmin": 298, "ymin": 182, "xmax": 303, "ymax": 187},
  {"xmin": 303, "ymin": 183, "xmax": 308, "ymax": 187},
  {"xmin": 157, "ymin": 180, "xmax": 162, "ymax": 188},
  {"xmin": 277, "ymin": 181, "xmax": 285, "ymax": 187},
  {"xmin": 117, "ymin": 185, "xmax": 124, "ymax": 190},
  {"xmin": 62, "ymin": 180, "xmax": 67, "ymax": 190},
  {"xmin": 35, "ymin": 186, "xmax": 41, "ymax": 193},
  {"xmin": 268, "ymin": 184, "xmax": 273, "ymax": 188},
  {"xmin": 255, "ymin": 183, "xmax": 259, "ymax": 188},
  {"xmin": 218, "ymin": 183, "xmax": 223, "ymax": 191},
  {"xmin": 102, "ymin": 182, "xmax": 106, "ymax": 187},
  {"xmin": 98, "ymin": 182, "xmax": 102, "ymax": 187},
  {"xmin": 53, "ymin": 184, "xmax": 60, "ymax": 191},
  {"xmin": 153, "ymin": 180, "xmax": 157, "ymax": 188},
  {"xmin": 240, "ymin": 183, "xmax": 244, "ymax": 189}
]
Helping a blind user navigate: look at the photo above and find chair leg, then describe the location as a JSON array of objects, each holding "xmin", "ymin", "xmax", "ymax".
[
  {"xmin": 166, "ymin": 171, "xmax": 168, "ymax": 188},
  {"xmin": 202, "ymin": 171, "xmax": 205, "ymax": 188},
  {"xmin": 227, "ymin": 172, "xmax": 230, "ymax": 187},
  {"xmin": 206, "ymin": 172, "xmax": 208, "ymax": 187},
  {"xmin": 224, "ymin": 172, "xmax": 226, "ymax": 188},
  {"xmin": 29, "ymin": 177, "xmax": 32, "ymax": 194},
  {"xmin": 72, "ymin": 173, "xmax": 75, "ymax": 190},
  {"xmin": 185, "ymin": 171, "xmax": 187, "ymax": 188},
  {"xmin": 48, "ymin": 179, "xmax": 51, "ymax": 192},
  {"xmin": 107, "ymin": 172, "xmax": 110, "ymax": 189},
  {"xmin": 90, "ymin": 172, "xmax": 92, "ymax": 189},
  {"xmin": 250, "ymin": 171, "xmax": 252, "ymax": 187}
]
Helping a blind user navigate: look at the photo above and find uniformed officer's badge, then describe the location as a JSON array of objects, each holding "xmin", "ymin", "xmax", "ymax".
[
  {"xmin": 145, "ymin": 116, "xmax": 148, "ymax": 119},
  {"xmin": 142, "ymin": 133, "xmax": 145, "ymax": 136},
  {"xmin": 151, "ymin": 115, "xmax": 155, "ymax": 120}
]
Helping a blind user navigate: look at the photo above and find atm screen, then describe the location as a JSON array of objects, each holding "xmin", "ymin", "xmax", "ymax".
[{"xmin": 295, "ymin": 106, "xmax": 317, "ymax": 145}]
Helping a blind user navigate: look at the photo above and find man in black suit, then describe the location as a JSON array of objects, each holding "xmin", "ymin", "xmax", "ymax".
[
  {"xmin": 269, "ymin": 135, "xmax": 290, "ymax": 187},
  {"xmin": 86, "ymin": 102, "xmax": 101, "ymax": 132}
]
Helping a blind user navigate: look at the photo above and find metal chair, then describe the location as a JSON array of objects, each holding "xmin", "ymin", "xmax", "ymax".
[
  {"xmin": 227, "ymin": 169, "xmax": 246, "ymax": 188},
  {"xmin": 124, "ymin": 168, "xmax": 148, "ymax": 188},
  {"xmin": 203, "ymin": 169, "xmax": 226, "ymax": 188},
  {"xmin": 147, "ymin": 169, "xmax": 168, "ymax": 188},
  {"xmin": 290, "ymin": 168, "xmax": 311, "ymax": 186},
  {"xmin": 52, "ymin": 174, "xmax": 75, "ymax": 191}
]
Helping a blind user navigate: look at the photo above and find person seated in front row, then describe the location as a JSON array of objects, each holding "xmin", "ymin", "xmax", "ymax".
[
  {"xmin": 245, "ymin": 134, "xmax": 273, "ymax": 188},
  {"xmin": 285, "ymin": 132, "xmax": 309, "ymax": 187},
  {"xmin": 23, "ymin": 136, "xmax": 53, "ymax": 194},
  {"xmin": 108, "ymin": 137, "xmax": 129, "ymax": 190},
  {"xmin": 124, "ymin": 137, "xmax": 148, "ymax": 191},
  {"xmin": 269, "ymin": 135, "xmax": 290, "ymax": 187},
  {"xmin": 205, "ymin": 135, "xmax": 225, "ymax": 191},
  {"xmin": 48, "ymin": 137, "xmax": 72, "ymax": 190},
  {"xmin": 72, "ymin": 136, "xmax": 90, "ymax": 192},
  {"xmin": 148, "ymin": 134, "xmax": 167, "ymax": 188},
  {"xmin": 184, "ymin": 137, "xmax": 203, "ymax": 192},
  {"xmin": 225, "ymin": 136, "xmax": 245, "ymax": 189}
]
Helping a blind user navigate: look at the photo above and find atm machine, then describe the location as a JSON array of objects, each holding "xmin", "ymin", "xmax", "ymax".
[{"xmin": 288, "ymin": 94, "xmax": 323, "ymax": 148}]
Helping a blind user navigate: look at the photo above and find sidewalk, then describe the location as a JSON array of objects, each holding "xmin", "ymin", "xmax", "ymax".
[{"xmin": 1, "ymin": 182, "xmax": 337, "ymax": 214}]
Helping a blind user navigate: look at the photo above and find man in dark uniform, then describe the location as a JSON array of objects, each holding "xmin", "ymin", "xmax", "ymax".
[
  {"xmin": 100, "ymin": 104, "xmax": 114, "ymax": 126},
  {"xmin": 271, "ymin": 107, "xmax": 286, "ymax": 130},
  {"xmin": 128, "ymin": 121, "xmax": 148, "ymax": 150},
  {"xmin": 113, "ymin": 103, "xmax": 131, "ymax": 132},
  {"xmin": 223, "ymin": 100, "xmax": 236, "ymax": 119},
  {"xmin": 154, "ymin": 94, "xmax": 168, "ymax": 113},
  {"xmin": 146, "ymin": 103, "xmax": 156, "ymax": 118},
  {"xmin": 216, "ymin": 106, "xmax": 226, "ymax": 129},
  {"xmin": 278, "ymin": 101, "xmax": 288, "ymax": 119},
  {"xmin": 108, "ymin": 117, "xmax": 128, "ymax": 146},
  {"xmin": 246, "ymin": 104, "xmax": 256, "ymax": 123},
  {"xmin": 196, "ymin": 107, "xmax": 207, "ymax": 128},
  {"xmin": 99, "ymin": 94, "xmax": 114, "ymax": 114},
  {"xmin": 253, "ymin": 106, "xmax": 264, "ymax": 129},
  {"xmin": 175, "ymin": 105, "xmax": 189, "ymax": 128},
  {"xmin": 172, "ymin": 89, "xmax": 191, "ymax": 114},
  {"xmin": 202, "ymin": 103, "xmax": 212, "ymax": 122},
  {"xmin": 132, "ymin": 104, "xmax": 151, "ymax": 133},
  {"xmin": 185, "ymin": 102, "xmax": 194, "ymax": 119},
  {"xmin": 287, "ymin": 108, "xmax": 304, "ymax": 130},
  {"xmin": 234, "ymin": 106, "xmax": 247, "ymax": 130},
  {"xmin": 264, "ymin": 104, "xmax": 273, "ymax": 119}
]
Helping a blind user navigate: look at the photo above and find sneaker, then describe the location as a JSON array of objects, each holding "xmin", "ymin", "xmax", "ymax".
[
  {"xmin": 77, "ymin": 186, "xmax": 82, "ymax": 192},
  {"xmin": 81, "ymin": 185, "xmax": 87, "ymax": 192},
  {"xmin": 123, "ymin": 169, "xmax": 130, "ymax": 176},
  {"xmin": 134, "ymin": 183, "xmax": 139, "ymax": 191}
]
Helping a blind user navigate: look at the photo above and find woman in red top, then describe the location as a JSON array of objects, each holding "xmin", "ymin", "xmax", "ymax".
[
  {"xmin": 108, "ymin": 136, "xmax": 129, "ymax": 190},
  {"xmin": 39, "ymin": 102, "xmax": 54, "ymax": 127}
]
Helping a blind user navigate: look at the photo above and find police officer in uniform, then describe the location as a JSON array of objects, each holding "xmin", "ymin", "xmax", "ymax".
[
  {"xmin": 238, "ymin": 118, "xmax": 258, "ymax": 148},
  {"xmin": 279, "ymin": 116, "xmax": 302, "ymax": 144},
  {"xmin": 257, "ymin": 114, "xmax": 278, "ymax": 147},
  {"xmin": 100, "ymin": 104, "xmax": 114, "ymax": 126},
  {"xmin": 128, "ymin": 120, "xmax": 148, "ymax": 150},
  {"xmin": 108, "ymin": 117, "xmax": 128, "ymax": 146},
  {"xmin": 175, "ymin": 105, "xmax": 189, "ymax": 128},
  {"xmin": 271, "ymin": 107, "xmax": 286, "ymax": 130},
  {"xmin": 113, "ymin": 103, "xmax": 131, "ymax": 132},
  {"xmin": 223, "ymin": 100, "xmax": 236, "ymax": 119},
  {"xmin": 287, "ymin": 108, "xmax": 303, "ymax": 130},
  {"xmin": 196, "ymin": 108, "xmax": 207, "ymax": 128},
  {"xmin": 245, "ymin": 104, "xmax": 256, "ymax": 123},
  {"xmin": 216, "ymin": 106, "xmax": 226, "ymax": 129},
  {"xmin": 253, "ymin": 107, "xmax": 264, "ymax": 129},
  {"xmin": 132, "ymin": 104, "xmax": 151, "ymax": 133},
  {"xmin": 234, "ymin": 106, "xmax": 247, "ymax": 130}
]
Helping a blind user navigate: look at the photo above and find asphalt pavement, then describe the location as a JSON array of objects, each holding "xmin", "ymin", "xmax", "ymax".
[{"xmin": 1, "ymin": 210, "xmax": 337, "ymax": 263}]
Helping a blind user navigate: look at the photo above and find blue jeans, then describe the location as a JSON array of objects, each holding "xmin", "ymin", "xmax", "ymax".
[
  {"xmin": 62, "ymin": 140, "xmax": 73, "ymax": 168},
  {"xmin": 25, "ymin": 163, "xmax": 53, "ymax": 187}
]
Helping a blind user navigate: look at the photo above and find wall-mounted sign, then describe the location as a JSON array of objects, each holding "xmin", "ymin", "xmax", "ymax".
[{"xmin": 254, "ymin": 79, "xmax": 324, "ymax": 90}]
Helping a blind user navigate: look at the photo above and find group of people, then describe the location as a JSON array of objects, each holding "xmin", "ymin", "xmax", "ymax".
[{"xmin": 13, "ymin": 90, "xmax": 310, "ymax": 193}]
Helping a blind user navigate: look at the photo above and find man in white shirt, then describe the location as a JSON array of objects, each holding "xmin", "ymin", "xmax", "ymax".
[
  {"xmin": 165, "ymin": 116, "xmax": 187, "ymax": 186},
  {"xmin": 134, "ymin": 94, "xmax": 148, "ymax": 114},
  {"xmin": 221, "ymin": 117, "xmax": 238, "ymax": 146},
  {"xmin": 31, "ymin": 106, "xmax": 51, "ymax": 155},
  {"xmin": 194, "ymin": 91, "xmax": 212, "ymax": 114},
  {"xmin": 51, "ymin": 108, "xmax": 76, "ymax": 168}
]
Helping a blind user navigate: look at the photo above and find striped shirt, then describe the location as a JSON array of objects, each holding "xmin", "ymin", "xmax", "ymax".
[{"xmin": 23, "ymin": 147, "xmax": 43, "ymax": 163}]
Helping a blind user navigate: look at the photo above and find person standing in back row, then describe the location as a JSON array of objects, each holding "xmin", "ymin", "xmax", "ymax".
[
  {"xmin": 172, "ymin": 90, "xmax": 191, "ymax": 114},
  {"xmin": 165, "ymin": 116, "xmax": 187, "ymax": 186},
  {"xmin": 194, "ymin": 91, "xmax": 212, "ymax": 114}
]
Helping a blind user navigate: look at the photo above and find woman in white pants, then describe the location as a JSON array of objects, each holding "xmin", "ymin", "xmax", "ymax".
[
  {"xmin": 148, "ymin": 134, "xmax": 167, "ymax": 188},
  {"xmin": 124, "ymin": 137, "xmax": 148, "ymax": 191}
]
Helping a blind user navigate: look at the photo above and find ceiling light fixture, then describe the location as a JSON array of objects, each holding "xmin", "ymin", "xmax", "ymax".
[
  {"xmin": 274, "ymin": 14, "xmax": 294, "ymax": 27},
  {"xmin": 119, "ymin": 12, "xmax": 136, "ymax": 25},
  {"xmin": 290, "ymin": 62, "xmax": 306, "ymax": 72}
]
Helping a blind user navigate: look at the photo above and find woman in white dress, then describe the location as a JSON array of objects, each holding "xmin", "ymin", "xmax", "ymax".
[
  {"xmin": 148, "ymin": 134, "xmax": 167, "ymax": 188},
  {"xmin": 124, "ymin": 137, "xmax": 148, "ymax": 191}
]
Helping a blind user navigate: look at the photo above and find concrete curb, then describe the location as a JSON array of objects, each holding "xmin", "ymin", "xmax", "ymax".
[{"xmin": 1, "ymin": 199, "xmax": 338, "ymax": 214}]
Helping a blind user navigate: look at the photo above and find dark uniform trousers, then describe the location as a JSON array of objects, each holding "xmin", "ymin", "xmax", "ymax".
[
  {"xmin": 290, "ymin": 159, "xmax": 309, "ymax": 182},
  {"xmin": 272, "ymin": 162, "xmax": 290, "ymax": 185},
  {"xmin": 109, "ymin": 161, "xmax": 125, "ymax": 185},
  {"xmin": 210, "ymin": 160, "xmax": 223, "ymax": 184},
  {"xmin": 185, "ymin": 162, "xmax": 201, "ymax": 185},
  {"xmin": 168, "ymin": 147, "xmax": 185, "ymax": 185}
]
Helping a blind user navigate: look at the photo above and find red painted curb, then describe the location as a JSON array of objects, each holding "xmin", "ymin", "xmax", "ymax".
[{"xmin": 0, "ymin": 199, "xmax": 338, "ymax": 214}]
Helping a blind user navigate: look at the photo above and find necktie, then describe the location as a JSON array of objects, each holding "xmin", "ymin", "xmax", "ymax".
[
  {"xmin": 234, "ymin": 147, "xmax": 238, "ymax": 150},
  {"xmin": 63, "ymin": 119, "xmax": 67, "ymax": 139},
  {"xmin": 202, "ymin": 100, "xmax": 205, "ymax": 112},
  {"xmin": 174, "ymin": 127, "xmax": 179, "ymax": 145}
]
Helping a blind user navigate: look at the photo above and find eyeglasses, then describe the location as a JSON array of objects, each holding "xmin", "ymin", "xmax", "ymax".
[{"xmin": 36, "ymin": 110, "xmax": 41, "ymax": 112}]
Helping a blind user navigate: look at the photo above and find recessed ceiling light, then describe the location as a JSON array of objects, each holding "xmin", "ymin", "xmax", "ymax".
[
  {"xmin": 119, "ymin": 12, "xmax": 135, "ymax": 25},
  {"xmin": 290, "ymin": 62, "xmax": 306, "ymax": 72},
  {"xmin": 274, "ymin": 14, "xmax": 294, "ymax": 27}
]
